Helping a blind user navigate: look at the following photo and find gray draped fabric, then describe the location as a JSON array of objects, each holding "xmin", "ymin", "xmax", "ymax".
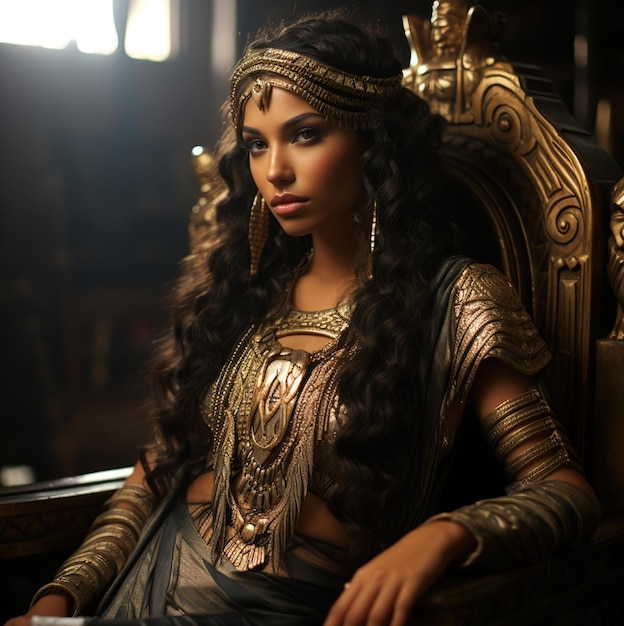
[{"xmin": 97, "ymin": 502, "xmax": 344, "ymax": 624}]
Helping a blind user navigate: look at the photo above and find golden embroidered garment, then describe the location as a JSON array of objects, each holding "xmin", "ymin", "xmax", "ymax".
[
  {"xmin": 203, "ymin": 291, "xmax": 355, "ymax": 574},
  {"xmin": 204, "ymin": 259, "xmax": 553, "ymax": 575},
  {"xmin": 97, "ymin": 257, "xmax": 578, "ymax": 623}
]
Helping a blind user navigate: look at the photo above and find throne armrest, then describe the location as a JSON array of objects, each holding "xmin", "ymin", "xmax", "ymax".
[
  {"xmin": 0, "ymin": 468, "xmax": 132, "ymax": 617},
  {"xmin": 0, "ymin": 467, "xmax": 131, "ymax": 560},
  {"xmin": 413, "ymin": 517, "xmax": 624, "ymax": 625}
]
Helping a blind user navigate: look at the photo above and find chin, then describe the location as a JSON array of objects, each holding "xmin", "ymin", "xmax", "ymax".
[{"xmin": 276, "ymin": 222, "xmax": 314, "ymax": 239}]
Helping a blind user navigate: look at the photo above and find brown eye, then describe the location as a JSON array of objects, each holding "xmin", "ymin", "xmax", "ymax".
[
  {"xmin": 293, "ymin": 128, "xmax": 322, "ymax": 144},
  {"xmin": 243, "ymin": 138, "xmax": 267, "ymax": 153}
]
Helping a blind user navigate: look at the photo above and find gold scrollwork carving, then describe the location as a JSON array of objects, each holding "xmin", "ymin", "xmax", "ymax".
[
  {"xmin": 546, "ymin": 191, "xmax": 583, "ymax": 247},
  {"xmin": 480, "ymin": 87, "xmax": 529, "ymax": 151},
  {"xmin": 405, "ymin": 6, "xmax": 589, "ymax": 259},
  {"xmin": 403, "ymin": 0, "xmax": 618, "ymax": 457}
]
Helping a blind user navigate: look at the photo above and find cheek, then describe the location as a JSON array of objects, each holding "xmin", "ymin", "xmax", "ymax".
[
  {"xmin": 308, "ymin": 145, "xmax": 360, "ymax": 195},
  {"xmin": 248, "ymin": 155, "xmax": 257, "ymax": 179},
  {"xmin": 248, "ymin": 158, "xmax": 264, "ymax": 190}
]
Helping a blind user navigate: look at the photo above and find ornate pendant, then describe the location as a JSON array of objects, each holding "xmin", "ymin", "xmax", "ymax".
[
  {"xmin": 223, "ymin": 515, "xmax": 270, "ymax": 571},
  {"xmin": 249, "ymin": 348, "xmax": 309, "ymax": 450},
  {"xmin": 224, "ymin": 535, "xmax": 266, "ymax": 571}
]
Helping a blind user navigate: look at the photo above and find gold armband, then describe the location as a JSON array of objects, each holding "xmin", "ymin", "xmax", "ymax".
[
  {"xmin": 480, "ymin": 388, "xmax": 582, "ymax": 483},
  {"xmin": 30, "ymin": 484, "xmax": 154, "ymax": 616},
  {"xmin": 424, "ymin": 389, "xmax": 600, "ymax": 568},
  {"xmin": 427, "ymin": 480, "xmax": 600, "ymax": 568}
]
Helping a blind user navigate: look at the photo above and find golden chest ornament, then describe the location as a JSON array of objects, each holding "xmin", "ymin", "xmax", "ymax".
[{"xmin": 203, "ymin": 295, "xmax": 353, "ymax": 573}]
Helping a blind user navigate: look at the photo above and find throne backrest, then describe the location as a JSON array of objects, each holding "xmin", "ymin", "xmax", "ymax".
[{"xmin": 401, "ymin": 2, "xmax": 622, "ymax": 486}]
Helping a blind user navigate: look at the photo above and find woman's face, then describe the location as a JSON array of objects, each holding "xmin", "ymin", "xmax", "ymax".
[{"xmin": 241, "ymin": 86, "xmax": 363, "ymax": 241}]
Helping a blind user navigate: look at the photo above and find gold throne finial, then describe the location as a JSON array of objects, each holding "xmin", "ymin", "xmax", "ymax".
[{"xmin": 403, "ymin": 0, "xmax": 504, "ymax": 123}]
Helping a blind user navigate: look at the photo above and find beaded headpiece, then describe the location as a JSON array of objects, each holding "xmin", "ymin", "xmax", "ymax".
[{"xmin": 230, "ymin": 47, "xmax": 404, "ymax": 132}]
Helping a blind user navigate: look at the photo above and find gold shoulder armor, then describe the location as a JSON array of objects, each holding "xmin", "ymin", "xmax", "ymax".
[{"xmin": 450, "ymin": 263, "xmax": 551, "ymax": 402}]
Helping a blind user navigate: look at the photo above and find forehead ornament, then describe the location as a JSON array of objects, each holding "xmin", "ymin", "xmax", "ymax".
[{"xmin": 251, "ymin": 79, "xmax": 272, "ymax": 111}]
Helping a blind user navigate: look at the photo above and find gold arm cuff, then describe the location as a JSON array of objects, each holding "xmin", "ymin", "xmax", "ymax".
[
  {"xmin": 425, "ymin": 481, "xmax": 600, "ymax": 569},
  {"xmin": 480, "ymin": 388, "xmax": 580, "ymax": 481},
  {"xmin": 54, "ymin": 560, "xmax": 115, "ymax": 589},
  {"xmin": 80, "ymin": 523, "xmax": 140, "ymax": 548},
  {"xmin": 30, "ymin": 583, "xmax": 79, "ymax": 616},
  {"xmin": 91, "ymin": 507, "xmax": 146, "ymax": 538},
  {"xmin": 65, "ymin": 540, "xmax": 129, "ymax": 573},
  {"xmin": 519, "ymin": 452, "xmax": 583, "ymax": 485},
  {"xmin": 106, "ymin": 484, "xmax": 154, "ymax": 519},
  {"xmin": 495, "ymin": 418, "xmax": 555, "ymax": 460},
  {"xmin": 485, "ymin": 401, "xmax": 552, "ymax": 447},
  {"xmin": 30, "ymin": 485, "xmax": 153, "ymax": 615},
  {"xmin": 504, "ymin": 430, "xmax": 565, "ymax": 476},
  {"xmin": 480, "ymin": 388, "xmax": 542, "ymax": 434}
]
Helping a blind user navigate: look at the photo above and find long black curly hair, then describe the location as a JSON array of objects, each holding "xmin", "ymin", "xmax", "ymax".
[{"xmin": 144, "ymin": 9, "xmax": 460, "ymax": 565}]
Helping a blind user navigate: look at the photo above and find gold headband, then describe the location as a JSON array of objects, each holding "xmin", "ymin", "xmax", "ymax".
[{"xmin": 230, "ymin": 48, "xmax": 404, "ymax": 132}]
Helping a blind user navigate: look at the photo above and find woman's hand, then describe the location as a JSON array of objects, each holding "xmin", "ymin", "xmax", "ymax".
[
  {"xmin": 4, "ymin": 593, "xmax": 72, "ymax": 626},
  {"xmin": 324, "ymin": 520, "xmax": 476, "ymax": 626}
]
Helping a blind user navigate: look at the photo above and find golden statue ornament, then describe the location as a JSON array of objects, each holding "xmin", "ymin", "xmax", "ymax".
[{"xmin": 402, "ymin": 0, "xmax": 505, "ymax": 123}]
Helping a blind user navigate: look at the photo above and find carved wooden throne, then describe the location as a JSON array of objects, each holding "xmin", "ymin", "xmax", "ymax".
[
  {"xmin": 404, "ymin": 0, "xmax": 618, "ymax": 456},
  {"xmin": 1, "ymin": 1, "xmax": 623, "ymax": 623},
  {"xmin": 401, "ymin": 0, "xmax": 624, "ymax": 623}
]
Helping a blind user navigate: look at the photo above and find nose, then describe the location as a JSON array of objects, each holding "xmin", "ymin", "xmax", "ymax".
[{"xmin": 266, "ymin": 146, "xmax": 294, "ymax": 188}]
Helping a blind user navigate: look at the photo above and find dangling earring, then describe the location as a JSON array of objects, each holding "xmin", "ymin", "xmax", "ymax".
[
  {"xmin": 368, "ymin": 200, "xmax": 377, "ymax": 280},
  {"xmin": 249, "ymin": 192, "xmax": 269, "ymax": 277},
  {"xmin": 370, "ymin": 200, "xmax": 377, "ymax": 254}
]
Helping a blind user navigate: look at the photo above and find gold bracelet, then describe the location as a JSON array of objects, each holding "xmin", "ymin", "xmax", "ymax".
[
  {"xmin": 28, "ymin": 583, "xmax": 76, "ymax": 613},
  {"xmin": 106, "ymin": 483, "xmax": 155, "ymax": 519},
  {"xmin": 480, "ymin": 387, "xmax": 579, "ymax": 481}
]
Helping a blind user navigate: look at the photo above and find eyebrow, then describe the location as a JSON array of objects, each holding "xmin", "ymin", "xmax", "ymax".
[{"xmin": 242, "ymin": 111, "xmax": 326, "ymax": 135}]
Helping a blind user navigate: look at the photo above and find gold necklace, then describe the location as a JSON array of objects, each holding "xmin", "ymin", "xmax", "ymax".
[{"xmin": 207, "ymin": 293, "xmax": 352, "ymax": 572}]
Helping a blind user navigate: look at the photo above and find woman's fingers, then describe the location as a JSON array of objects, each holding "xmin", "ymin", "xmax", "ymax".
[
  {"xmin": 388, "ymin": 578, "xmax": 425, "ymax": 626},
  {"xmin": 324, "ymin": 521, "xmax": 475, "ymax": 625},
  {"xmin": 364, "ymin": 576, "xmax": 405, "ymax": 626},
  {"xmin": 325, "ymin": 571, "xmax": 426, "ymax": 626},
  {"xmin": 325, "ymin": 577, "xmax": 377, "ymax": 625}
]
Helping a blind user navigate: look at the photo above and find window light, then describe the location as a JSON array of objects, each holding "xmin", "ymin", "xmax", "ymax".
[{"xmin": 0, "ymin": 0, "xmax": 176, "ymax": 61}]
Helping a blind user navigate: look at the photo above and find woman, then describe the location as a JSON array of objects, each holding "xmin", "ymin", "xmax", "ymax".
[{"xmin": 10, "ymin": 10, "xmax": 599, "ymax": 626}]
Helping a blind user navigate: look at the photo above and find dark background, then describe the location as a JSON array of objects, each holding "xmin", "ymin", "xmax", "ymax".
[{"xmin": 1, "ymin": 0, "xmax": 622, "ymax": 483}]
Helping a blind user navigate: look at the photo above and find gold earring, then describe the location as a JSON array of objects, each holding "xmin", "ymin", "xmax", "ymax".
[
  {"xmin": 249, "ymin": 192, "xmax": 269, "ymax": 277},
  {"xmin": 370, "ymin": 200, "xmax": 377, "ymax": 254},
  {"xmin": 368, "ymin": 200, "xmax": 377, "ymax": 280}
]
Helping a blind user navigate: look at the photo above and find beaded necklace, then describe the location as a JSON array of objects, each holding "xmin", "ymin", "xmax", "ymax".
[{"xmin": 202, "ymin": 280, "xmax": 353, "ymax": 572}]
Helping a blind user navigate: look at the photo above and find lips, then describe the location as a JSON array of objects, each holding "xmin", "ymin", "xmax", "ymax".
[{"xmin": 270, "ymin": 193, "xmax": 309, "ymax": 217}]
